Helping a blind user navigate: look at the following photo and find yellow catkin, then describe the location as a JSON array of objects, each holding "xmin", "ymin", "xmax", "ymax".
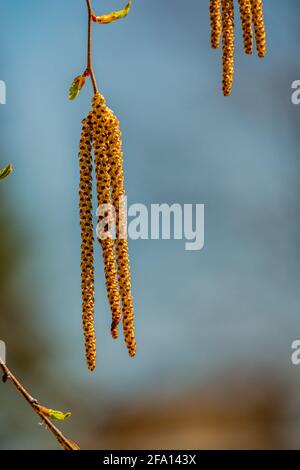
[
  {"xmin": 107, "ymin": 111, "xmax": 136, "ymax": 358},
  {"xmin": 91, "ymin": 94, "xmax": 122, "ymax": 341},
  {"xmin": 250, "ymin": 0, "xmax": 266, "ymax": 58},
  {"xmin": 221, "ymin": 0, "xmax": 235, "ymax": 97},
  {"xmin": 79, "ymin": 114, "xmax": 96, "ymax": 371},
  {"xmin": 238, "ymin": 0, "xmax": 253, "ymax": 54},
  {"xmin": 91, "ymin": 93, "xmax": 136, "ymax": 357},
  {"xmin": 210, "ymin": 0, "xmax": 222, "ymax": 49}
]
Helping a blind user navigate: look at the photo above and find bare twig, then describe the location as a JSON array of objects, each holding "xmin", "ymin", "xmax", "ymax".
[
  {"xmin": 85, "ymin": 0, "xmax": 98, "ymax": 94},
  {"xmin": 0, "ymin": 359, "xmax": 79, "ymax": 450}
]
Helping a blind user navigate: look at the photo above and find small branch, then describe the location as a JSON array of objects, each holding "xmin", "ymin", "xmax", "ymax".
[
  {"xmin": 0, "ymin": 359, "xmax": 78, "ymax": 450},
  {"xmin": 86, "ymin": 0, "xmax": 98, "ymax": 95}
]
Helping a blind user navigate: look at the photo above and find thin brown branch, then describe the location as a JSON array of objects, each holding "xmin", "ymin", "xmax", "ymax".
[
  {"xmin": 86, "ymin": 0, "xmax": 98, "ymax": 95},
  {"xmin": 0, "ymin": 359, "xmax": 79, "ymax": 450}
]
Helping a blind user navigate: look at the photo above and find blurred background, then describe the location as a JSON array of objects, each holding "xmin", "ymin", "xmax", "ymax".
[{"xmin": 1, "ymin": 0, "xmax": 300, "ymax": 450}]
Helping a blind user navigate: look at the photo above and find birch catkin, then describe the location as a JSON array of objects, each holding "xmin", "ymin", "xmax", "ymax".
[
  {"xmin": 250, "ymin": 0, "xmax": 266, "ymax": 58},
  {"xmin": 108, "ymin": 114, "xmax": 136, "ymax": 358},
  {"xmin": 210, "ymin": 0, "xmax": 222, "ymax": 49},
  {"xmin": 238, "ymin": 0, "xmax": 253, "ymax": 54},
  {"xmin": 73, "ymin": 0, "xmax": 136, "ymax": 369},
  {"xmin": 209, "ymin": 0, "xmax": 267, "ymax": 94},
  {"xmin": 79, "ymin": 114, "xmax": 96, "ymax": 371},
  {"xmin": 77, "ymin": 92, "xmax": 136, "ymax": 366},
  {"xmin": 221, "ymin": 0, "xmax": 235, "ymax": 97},
  {"xmin": 91, "ymin": 94, "xmax": 122, "ymax": 341},
  {"xmin": 90, "ymin": 92, "xmax": 136, "ymax": 355}
]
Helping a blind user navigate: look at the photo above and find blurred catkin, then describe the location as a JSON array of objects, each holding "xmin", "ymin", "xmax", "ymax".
[
  {"xmin": 250, "ymin": 0, "xmax": 266, "ymax": 58},
  {"xmin": 91, "ymin": 93, "xmax": 122, "ymax": 341},
  {"xmin": 78, "ymin": 114, "xmax": 96, "ymax": 371},
  {"xmin": 221, "ymin": 0, "xmax": 235, "ymax": 96},
  {"xmin": 238, "ymin": 0, "xmax": 253, "ymax": 54},
  {"xmin": 210, "ymin": 0, "xmax": 222, "ymax": 49},
  {"xmin": 210, "ymin": 0, "xmax": 266, "ymax": 94}
]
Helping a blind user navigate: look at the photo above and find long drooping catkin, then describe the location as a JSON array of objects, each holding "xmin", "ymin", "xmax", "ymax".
[
  {"xmin": 250, "ymin": 0, "xmax": 266, "ymax": 58},
  {"xmin": 79, "ymin": 114, "xmax": 96, "ymax": 371},
  {"xmin": 208, "ymin": 0, "xmax": 267, "ymax": 94},
  {"xmin": 90, "ymin": 92, "xmax": 136, "ymax": 356},
  {"xmin": 107, "ymin": 111, "xmax": 136, "ymax": 358},
  {"xmin": 238, "ymin": 0, "xmax": 253, "ymax": 54},
  {"xmin": 221, "ymin": 0, "xmax": 235, "ymax": 96},
  {"xmin": 210, "ymin": 0, "xmax": 222, "ymax": 49},
  {"xmin": 91, "ymin": 94, "xmax": 122, "ymax": 340}
]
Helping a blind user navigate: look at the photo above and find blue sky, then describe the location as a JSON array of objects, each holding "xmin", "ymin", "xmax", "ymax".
[{"xmin": 1, "ymin": 0, "xmax": 300, "ymax": 398}]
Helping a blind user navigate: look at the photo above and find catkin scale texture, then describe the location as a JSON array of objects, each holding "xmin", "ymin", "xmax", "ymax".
[
  {"xmin": 79, "ymin": 115, "xmax": 96, "ymax": 371},
  {"xmin": 78, "ymin": 92, "xmax": 136, "ymax": 365},
  {"xmin": 221, "ymin": 0, "xmax": 235, "ymax": 96},
  {"xmin": 91, "ymin": 94, "xmax": 122, "ymax": 341},
  {"xmin": 209, "ymin": 0, "xmax": 266, "ymax": 94},
  {"xmin": 250, "ymin": 0, "xmax": 266, "ymax": 58},
  {"xmin": 210, "ymin": 0, "xmax": 222, "ymax": 49},
  {"xmin": 109, "ymin": 124, "xmax": 136, "ymax": 357},
  {"xmin": 238, "ymin": 0, "xmax": 253, "ymax": 54},
  {"xmin": 92, "ymin": 92, "xmax": 136, "ymax": 357}
]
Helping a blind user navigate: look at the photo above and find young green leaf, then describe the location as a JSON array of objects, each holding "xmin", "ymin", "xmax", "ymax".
[
  {"xmin": 92, "ymin": 1, "xmax": 132, "ymax": 25},
  {"xmin": 37, "ymin": 404, "xmax": 72, "ymax": 421},
  {"xmin": 69, "ymin": 75, "xmax": 86, "ymax": 101},
  {"xmin": 49, "ymin": 409, "xmax": 72, "ymax": 421},
  {"xmin": 0, "ymin": 164, "xmax": 13, "ymax": 181}
]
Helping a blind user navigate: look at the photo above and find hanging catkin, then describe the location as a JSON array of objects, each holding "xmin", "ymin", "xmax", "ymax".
[
  {"xmin": 78, "ymin": 114, "xmax": 96, "ymax": 371},
  {"xmin": 221, "ymin": 0, "xmax": 235, "ymax": 96},
  {"xmin": 250, "ymin": 0, "xmax": 266, "ymax": 58},
  {"xmin": 209, "ymin": 0, "xmax": 267, "ymax": 94},
  {"xmin": 108, "ymin": 111, "xmax": 136, "ymax": 358},
  {"xmin": 210, "ymin": 0, "xmax": 222, "ymax": 49},
  {"xmin": 71, "ymin": 0, "xmax": 136, "ymax": 370},
  {"xmin": 238, "ymin": 0, "xmax": 253, "ymax": 54},
  {"xmin": 91, "ymin": 94, "xmax": 122, "ymax": 341},
  {"xmin": 91, "ymin": 92, "xmax": 136, "ymax": 356}
]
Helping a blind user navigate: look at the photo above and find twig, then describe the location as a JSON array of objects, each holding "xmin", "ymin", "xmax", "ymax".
[
  {"xmin": 0, "ymin": 359, "xmax": 79, "ymax": 450},
  {"xmin": 85, "ymin": 0, "xmax": 99, "ymax": 94}
]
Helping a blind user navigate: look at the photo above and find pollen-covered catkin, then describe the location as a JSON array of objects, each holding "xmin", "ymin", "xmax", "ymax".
[
  {"xmin": 79, "ymin": 114, "xmax": 96, "ymax": 371},
  {"xmin": 221, "ymin": 0, "xmax": 235, "ymax": 96},
  {"xmin": 238, "ymin": 0, "xmax": 253, "ymax": 54},
  {"xmin": 250, "ymin": 0, "xmax": 266, "ymax": 58},
  {"xmin": 210, "ymin": 0, "xmax": 222, "ymax": 49},
  {"xmin": 107, "ymin": 111, "xmax": 136, "ymax": 358},
  {"xmin": 91, "ymin": 93, "xmax": 122, "ymax": 340}
]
